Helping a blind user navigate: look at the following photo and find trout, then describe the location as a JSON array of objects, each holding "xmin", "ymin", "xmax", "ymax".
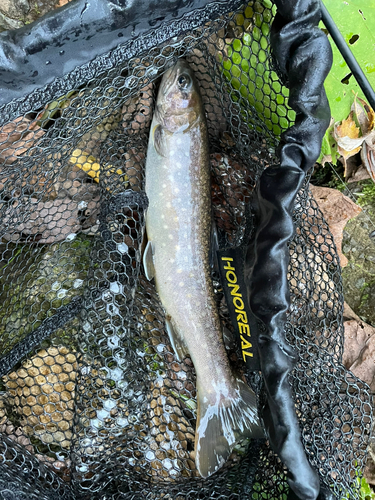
[{"xmin": 143, "ymin": 59, "xmax": 262, "ymax": 477}]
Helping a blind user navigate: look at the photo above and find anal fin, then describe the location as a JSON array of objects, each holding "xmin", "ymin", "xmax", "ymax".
[{"xmin": 165, "ymin": 318, "xmax": 189, "ymax": 362}]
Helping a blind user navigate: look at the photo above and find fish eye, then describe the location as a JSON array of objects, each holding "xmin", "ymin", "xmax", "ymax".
[{"xmin": 177, "ymin": 74, "xmax": 191, "ymax": 90}]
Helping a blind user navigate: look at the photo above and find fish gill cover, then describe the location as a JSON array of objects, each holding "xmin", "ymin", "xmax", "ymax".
[{"xmin": 0, "ymin": 0, "xmax": 372, "ymax": 499}]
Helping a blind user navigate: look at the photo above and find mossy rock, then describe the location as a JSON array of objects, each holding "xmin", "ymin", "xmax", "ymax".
[
  {"xmin": 0, "ymin": 234, "xmax": 93, "ymax": 354},
  {"xmin": 342, "ymin": 203, "xmax": 375, "ymax": 327}
]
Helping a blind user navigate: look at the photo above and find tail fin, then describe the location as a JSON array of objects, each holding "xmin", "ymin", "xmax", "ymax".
[{"xmin": 195, "ymin": 378, "xmax": 263, "ymax": 478}]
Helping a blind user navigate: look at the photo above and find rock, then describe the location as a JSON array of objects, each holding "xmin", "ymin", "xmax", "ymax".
[
  {"xmin": 3, "ymin": 345, "xmax": 77, "ymax": 449},
  {"xmin": 343, "ymin": 302, "xmax": 375, "ymax": 392},
  {"xmin": 0, "ymin": 11, "xmax": 23, "ymax": 30},
  {"xmin": 365, "ymin": 436, "xmax": 375, "ymax": 486},
  {"xmin": 309, "ymin": 184, "xmax": 362, "ymax": 267},
  {"xmin": 342, "ymin": 208, "xmax": 375, "ymax": 326},
  {"xmin": 348, "ymin": 165, "xmax": 371, "ymax": 183},
  {"xmin": 343, "ymin": 302, "xmax": 375, "ymax": 486},
  {"xmin": 0, "ymin": 0, "xmax": 29, "ymax": 19}
]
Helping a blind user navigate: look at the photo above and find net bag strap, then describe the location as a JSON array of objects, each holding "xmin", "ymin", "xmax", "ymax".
[{"xmin": 248, "ymin": 1, "xmax": 335, "ymax": 499}]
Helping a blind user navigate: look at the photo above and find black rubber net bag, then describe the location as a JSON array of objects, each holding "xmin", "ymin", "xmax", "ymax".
[{"xmin": 0, "ymin": 1, "xmax": 372, "ymax": 499}]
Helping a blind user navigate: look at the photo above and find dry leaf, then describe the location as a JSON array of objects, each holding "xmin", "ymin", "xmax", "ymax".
[
  {"xmin": 361, "ymin": 136, "xmax": 375, "ymax": 183},
  {"xmin": 333, "ymin": 112, "xmax": 363, "ymax": 176},
  {"xmin": 343, "ymin": 302, "xmax": 375, "ymax": 392},
  {"xmin": 336, "ymin": 112, "xmax": 361, "ymax": 141},
  {"xmin": 352, "ymin": 93, "xmax": 375, "ymax": 135},
  {"xmin": 3, "ymin": 197, "xmax": 81, "ymax": 244},
  {"xmin": 309, "ymin": 185, "xmax": 362, "ymax": 267},
  {"xmin": 0, "ymin": 115, "xmax": 45, "ymax": 165},
  {"xmin": 334, "ymin": 95, "xmax": 375, "ymax": 178},
  {"xmin": 122, "ymin": 83, "xmax": 154, "ymax": 136}
]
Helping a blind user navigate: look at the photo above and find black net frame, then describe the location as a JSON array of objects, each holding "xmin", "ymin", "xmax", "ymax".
[{"xmin": 0, "ymin": 0, "xmax": 372, "ymax": 499}]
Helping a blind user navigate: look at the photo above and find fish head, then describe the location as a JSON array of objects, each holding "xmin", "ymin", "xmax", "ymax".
[{"xmin": 155, "ymin": 59, "xmax": 203, "ymax": 133}]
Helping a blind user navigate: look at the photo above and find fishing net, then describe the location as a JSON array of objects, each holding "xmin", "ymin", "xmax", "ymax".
[{"xmin": 0, "ymin": 0, "xmax": 372, "ymax": 499}]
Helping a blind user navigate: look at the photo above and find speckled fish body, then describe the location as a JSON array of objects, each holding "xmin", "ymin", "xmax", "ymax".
[{"xmin": 145, "ymin": 59, "xmax": 262, "ymax": 477}]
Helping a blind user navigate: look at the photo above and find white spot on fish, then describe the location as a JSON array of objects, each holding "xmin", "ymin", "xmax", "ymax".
[
  {"xmin": 163, "ymin": 184, "xmax": 167, "ymax": 188},
  {"xmin": 177, "ymin": 269, "xmax": 182, "ymax": 274},
  {"xmin": 161, "ymin": 214, "xmax": 165, "ymax": 219},
  {"xmin": 176, "ymin": 138, "xmax": 182, "ymax": 145},
  {"xmin": 187, "ymin": 293, "xmax": 192, "ymax": 298},
  {"xmin": 174, "ymin": 188, "xmax": 179, "ymax": 194},
  {"xmin": 166, "ymin": 202, "xmax": 171, "ymax": 208},
  {"xmin": 170, "ymin": 150, "xmax": 175, "ymax": 155},
  {"xmin": 175, "ymin": 245, "xmax": 180, "ymax": 251},
  {"xmin": 168, "ymin": 234, "xmax": 173, "ymax": 240},
  {"xmin": 163, "ymin": 225, "xmax": 168, "ymax": 229},
  {"xmin": 174, "ymin": 216, "xmax": 179, "ymax": 222},
  {"xmin": 162, "ymin": 243, "xmax": 166, "ymax": 247},
  {"xmin": 179, "ymin": 282, "xmax": 184, "ymax": 287},
  {"xmin": 176, "ymin": 162, "xmax": 182, "ymax": 168}
]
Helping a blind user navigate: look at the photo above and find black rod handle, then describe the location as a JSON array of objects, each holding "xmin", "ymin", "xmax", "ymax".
[{"xmin": 321, "ymin": 1, "xmax": 375, "ymax": 111}]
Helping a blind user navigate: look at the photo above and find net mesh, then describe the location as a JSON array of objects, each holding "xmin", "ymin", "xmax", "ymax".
[{"xmin": 0, "ymin": 1, "xmax": 372, "ymax": 499}]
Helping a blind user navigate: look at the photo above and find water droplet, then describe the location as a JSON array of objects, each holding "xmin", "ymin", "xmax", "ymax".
[
  {"xmin": 45, "ymin": 60, "xmax": 51, "ymax": 65},
  {"xmin": 59, "ymin": 50, "xmax": 65, "ymax": 55}
]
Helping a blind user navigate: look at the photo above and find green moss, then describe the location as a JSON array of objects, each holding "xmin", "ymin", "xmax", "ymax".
[
  {"xmin": 0, "ymin": 234, "xmax": 93, "ymax": 354},
  {"xmin": 355, "ymin": 181, "xmax": 375, "ymax": 208}
]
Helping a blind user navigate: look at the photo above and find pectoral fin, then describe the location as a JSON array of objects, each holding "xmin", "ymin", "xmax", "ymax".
[
  {"xmin": 143, "ymin": 240, "xmax": 155, "ymax": 280},
  {"xmin": 165, "ymin": 318, "xmax": 189, "ymax": 362},
  {"xmin": 153, "ymin": 125, "xmax": 167, "ymax": 158}
]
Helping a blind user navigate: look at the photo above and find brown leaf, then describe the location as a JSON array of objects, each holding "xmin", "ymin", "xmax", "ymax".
[
  {"xmin": 0, "ymin": 115, "xmax": 45, "ymax": 164},
  {"xmin": 3, "ymin": 197, "xmax": 81, "ymax": 244},
  {"xmin": 352, "ymin": 94, "xmax": 375, "ymax": 135},
  {"xmin": 309, "ymin": 185, "xmax": 362, "ymax": 267},
  {"xmin": 361, "ymin": 136, "xmax": 375, "ymax": 183},
  {"xmin": 122, "ymin": 83, "xmax": 154, "ymax": 136},
  {"xmin": 343, "ymin": 302, "xmax": 375, "ymax": 392},
  {"xmin": 334, "ymin": 113, "xmax": 364, "ymax": 176}
]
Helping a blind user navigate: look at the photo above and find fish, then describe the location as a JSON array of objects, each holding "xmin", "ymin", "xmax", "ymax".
[{"xmin": 143, "ymin": 59, "xmax": 263, "ymax": 478}]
